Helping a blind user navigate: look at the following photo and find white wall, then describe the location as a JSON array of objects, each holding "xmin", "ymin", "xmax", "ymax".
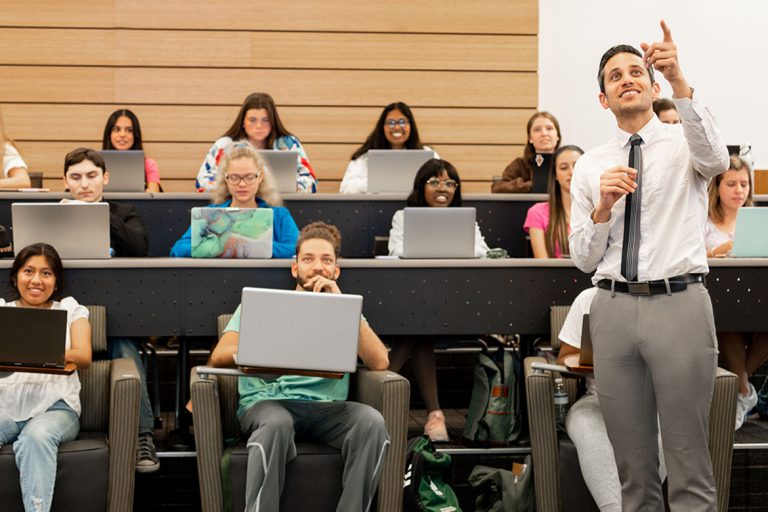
[{"xmin": 539, "ymin": 1, "xmax": 767, "ymax": 167}]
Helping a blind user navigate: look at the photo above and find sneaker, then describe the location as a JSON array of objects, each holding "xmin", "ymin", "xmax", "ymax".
[
  {"xmin": 735, "ymin": 383, "xmax": 758, "ymax": 431},
  {"xmin": 136, "ymin": 432, "xmax": 160, "ymax": 473},
  {"xmin": 757, "ymin": 377, "xmax": 768, "ymax": 420},
  {"xmin": 424, "ymin": 410, "xmax": 449, "ymax": 443}
]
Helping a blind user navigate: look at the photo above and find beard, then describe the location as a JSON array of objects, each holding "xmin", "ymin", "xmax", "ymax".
[{"xmin": 295, "ymin": 270, "xmax": 335, "ymax": 289}]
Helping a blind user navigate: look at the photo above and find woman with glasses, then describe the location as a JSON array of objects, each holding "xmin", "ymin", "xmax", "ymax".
[
  {"xmin": 171, "ymin": 145, "xmax": 299, "ymax": 258},
  {"xmin": 102, "ymin": 109, "xmax": 162, "ymax": 193},
  {"xmin": 386, "ymin": 159, "xmax": 489, "ymax": 441},
  {"xmin": 196, "ymin": 92, "xmax": 317, "ymax": 193},
  {"xmin": 339, "ymin": 102, "xmax": 439, "ymax": 194},
  {"xmin": 492, "ymin": 111, "xmax": 561, "ymax": 193},
  {"xmin": 524, "ymin": 145, "xmax": 583, "ymax": 258}
]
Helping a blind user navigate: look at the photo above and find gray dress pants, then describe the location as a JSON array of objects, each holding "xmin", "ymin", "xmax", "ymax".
[
  {"xmin": 590, "ymin": 283, "xmax": 718, "ymax": 512},
  {"xmin": 240, "ymin": 399, "xmax": 390, "ymax": 512}
]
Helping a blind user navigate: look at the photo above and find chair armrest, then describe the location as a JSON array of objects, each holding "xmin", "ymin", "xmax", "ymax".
[
  {"xmin": 524, "ymin": 356, "xmax": 560, "ymax": 512},
  {"xmin": 108, "ymin": 357, "xmax": 140, "ymax": 512},
  {"xmin": 710, "ymin": 367, "xmax": 738, "ymax": 512},
  {"xmin": 354, "ymin": 369, "xmax": 410, "ymax": 512},
  {"xmin": 191, "ymin": 367, "xmax": 225, "ymax": 512}
]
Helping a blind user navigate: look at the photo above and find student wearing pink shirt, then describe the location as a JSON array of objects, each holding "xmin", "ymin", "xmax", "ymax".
[{"xmin": 102, "ymin": 109, "xmax": 162, "ymax": 193}]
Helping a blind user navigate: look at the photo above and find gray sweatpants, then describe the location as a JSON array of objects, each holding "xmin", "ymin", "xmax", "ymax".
[
  {"xmin": 239, "ymin": 399, "xmax": 390, "ymax": 512},
  {"xmin": 590, "ymin": 283, "xmax": 718, "ymax": 512}
]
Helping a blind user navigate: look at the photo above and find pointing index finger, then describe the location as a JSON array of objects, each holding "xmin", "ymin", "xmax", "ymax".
[{"xmin": 660, "ymin": 19, "xmax": 673, "ymax": 43}]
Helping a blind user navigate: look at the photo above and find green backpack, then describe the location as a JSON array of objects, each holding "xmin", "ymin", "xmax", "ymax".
[
  {"xmin": 463, "ymin": 342, "xmax": 521, "ymax": 446},
  {"xmin": 403, "ymin": 436, "xmax": 462, "ymax": 512}
]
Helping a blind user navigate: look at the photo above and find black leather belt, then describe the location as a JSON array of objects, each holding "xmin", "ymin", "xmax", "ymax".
[{"xmin": 597, "ymin": 273, "xmax": 705, "ymax": 296}]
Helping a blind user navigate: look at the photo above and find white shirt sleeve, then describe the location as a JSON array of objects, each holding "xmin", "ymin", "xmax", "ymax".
[
  {"xmin": 339, "ymin": 155, "xmax": 368, "ymax": 194},
  {"xmin": 558, "ymin": 287, "xmax": 597, "ymax": 349},
  {"xmin": 3, "ymin": 143, "xmax": 27, "ymax": 177},
  {"xmin": 474, "ymin": 222, "xmax": 490, "ymax": 258},
  {"xmin": 388, "ymin": 210, "xmax": 405, "ymax": 256},
  {"xmin": 673, "ymin": 94, "xmax": 729, "ymax": 179},
  {"xmin": 568, "ymin": 157, "xmax": 613, "ymax": 274}
]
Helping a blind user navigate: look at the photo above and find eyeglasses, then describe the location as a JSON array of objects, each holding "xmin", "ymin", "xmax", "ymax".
[
  {"xmin": 224, "ymin": 173, "xmax": 260, "ymax": 185},
  {"xmin": 426, "ymin": 178, "xmax": 459, "ymax": 190},
  {"xmin": 384, "ymin": 118, "xmax": 409, "ymax": 128}
]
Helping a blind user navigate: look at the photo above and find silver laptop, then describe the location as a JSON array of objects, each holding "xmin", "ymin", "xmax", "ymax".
[
  {"xmin": 257, "ymin": 150, "xmax": 299, "ymax": 195},
  {"xmin": 100, "ymin": 150, "xmax": 145, "ymax": 192},
  {"xmin": 732, "ymin": 207, "xmax": 768, "ymax": 257},
  {"xmin": 237, "ymin": 287, "xmax": 362, "ymax": 373},
  {"xmin": 190, "ymin": 207, "xmax": 273, "ymax": 259},
  {"xmin": 401, "ymin": 207, "xmax": 477, "ymax": 259},
  {"xmin": 367, "ymin": 149, "xmax": 435, "ymax": 193},
  {"xmin": 0, "ymin": 307, "xmax": 70, "ymax": 372},
  {"xmin": 12, "ymin": 202, "xmax": 111, "ymax": 259}
]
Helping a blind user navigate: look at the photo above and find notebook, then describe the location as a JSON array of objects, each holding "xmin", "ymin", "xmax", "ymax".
[
  {"xmin": 731, "ymin": 207, "xmax": 768, "ymax": 257},
  {"xmin": 100, "ymin": 150, "xmax": 146, "ymax": 192},
  {"xmin": 257, "ymin": 150, "xmax": 299, "ymax": 195},
  {"xmin": 367, "ymin": 149, "xmax": 435, "ymax": 193},
  {"xmin": 0, "ymin": 306, "xmax": 75, "ymax": 374},
  {"xmin": 190, "ymin": 207, "xmax": 273, "ymax": 259},
  {"xmin": 12, "ymin": 202, "xmax": 111, "ymax": 259},
  {"xmin": 236, "ymin": 287, "xmax": 362, "ymax": 374},
  {"xmin": 401, "ymin": 207, "xmax": 477, "ymax": 259}
]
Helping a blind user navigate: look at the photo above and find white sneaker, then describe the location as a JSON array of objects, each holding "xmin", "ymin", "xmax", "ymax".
[{"xmin": 735, "ymin": 383, "xmax": 758, "ymax": 431}]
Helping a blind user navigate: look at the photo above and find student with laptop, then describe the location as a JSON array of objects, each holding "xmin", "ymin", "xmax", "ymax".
[
  {"xmin": 0, "ymin": 108, "xmax": 31, "ymax": 189},
  {"xmin": 207, "ymin": 221, "xmax": 390, "ymax": 511},
  {"xmin": 556, "ymin": 287, "xmax": 666, "ymax": 511},
  {"xmin": 196, "ymin": 92, "xmax": 317, "ymax": 193},
  {"xmin": 524, "ymin": 145, "xmax": 583, "ymax": 258},
  {"xmin": 101, "ymin": 109, "xmax": 162, "ymax": 193},
  {"xmin": 171, "ymin": 145, "xmax": 299, "ymax": 258},
  {"xmin": 705, "ymin": 154, "xmax": 768, "ymax": 429},
  {"xmin": 339, "ymin": 101, "xmax": 439, "ymax": 194},
  {"xmin": 492, "ymin": 111, "xmax": 561, "ymax": 194},
  {"xmin": 387, "ymin": 158, "xmax": 489, "ymax": 441},
  {"xmin": 0, "ymin": 243, "xmax": 91, "ymax": 512}
]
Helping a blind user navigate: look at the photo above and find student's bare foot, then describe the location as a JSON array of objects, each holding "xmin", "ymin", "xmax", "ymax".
[{"xmin": 424, "ymin": 410, "xmax": 449, "ymax": 442}]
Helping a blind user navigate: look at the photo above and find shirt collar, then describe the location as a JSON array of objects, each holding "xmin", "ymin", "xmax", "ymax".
[{"xmin": 614, "ymin": 113, "xmax": 663, "ymax": 147}]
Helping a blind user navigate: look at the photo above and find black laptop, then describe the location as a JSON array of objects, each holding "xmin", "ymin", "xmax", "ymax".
[{"xmin": 0, "ymin": 307, "xmax": 75, "ymax": 374}]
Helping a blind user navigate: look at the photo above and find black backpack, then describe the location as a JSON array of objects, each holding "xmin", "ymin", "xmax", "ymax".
[{"xmin": 403, "ymin": 435, "xmax": 462, "ymax": 512}]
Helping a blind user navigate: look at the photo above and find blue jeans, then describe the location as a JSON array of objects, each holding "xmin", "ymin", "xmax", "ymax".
[
  {"xmin": 0, "ymin": 399, "xmax": 80, "ymax": 512},
  {"xmin": 108, "ymin": 338, "xmax": 154, "ymax": 434}
]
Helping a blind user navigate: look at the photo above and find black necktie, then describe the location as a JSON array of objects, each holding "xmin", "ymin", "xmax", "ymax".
[{"xmin": 621, "ymin": 134, "xmax": 643, "ymax": 281}]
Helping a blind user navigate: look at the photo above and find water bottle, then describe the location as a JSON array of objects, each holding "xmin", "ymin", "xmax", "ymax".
[{"xmin": 553, "ymin": 377, "xmax": 569, "ymax": 432}]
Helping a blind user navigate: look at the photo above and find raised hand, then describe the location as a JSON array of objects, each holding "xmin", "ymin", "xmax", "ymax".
[{"xmin": 640, "ymin": 20, "xmax": 691, "ymax": 97}]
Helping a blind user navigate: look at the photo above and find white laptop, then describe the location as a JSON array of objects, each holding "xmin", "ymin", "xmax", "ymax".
[
  {"xmin": 257, "ymin": 150, "xmax": 299, "ymax": 195},
  {"xmin": 190, "ymin": 207, "xmax": 273, "ymax": 258},
  {"xmin": 100, "ymin": 150, "xmax": 145, "ymax": 192},
  {"xmin": 12, "ymin": 202, "xmax": 111, "ymax": 259},
  {"xmin": 401, "ymin": 207, "xmax": 477, "ymax": 259},
  {"xmin": 731, "ymin": 207, "xmax": 768, "ymax": 257},
  {"xmin": 367, "ymin": 149, "xmax": 435, "ymax": 193},
  {"xmin": 237, "ymin": 287, "xmax": 362, "ymax": 374}
]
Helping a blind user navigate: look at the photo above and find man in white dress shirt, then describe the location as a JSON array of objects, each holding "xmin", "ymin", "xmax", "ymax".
[{"xmin": 569, "ymin": 21, "xmax": 729, "ymax": 511}]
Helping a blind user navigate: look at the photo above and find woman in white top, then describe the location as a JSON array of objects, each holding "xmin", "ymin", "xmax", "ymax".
[
  {"xmin": 0, "ymin": 243, "xmax": 91, "ymax": 512},
  {"xmin": 0, "ymin": 108, "xmax": 31, "ymax": 189},
  {"xmin": 387, "ymin": 159, "xmax": 489, "ymax": 441},
  {"xmin": 339, "ymin": 101, "xmax": 438, "ymax": 194},
  {"xmin": 705, "ymin": 155, "xmax": 768, "ymax": 429}
]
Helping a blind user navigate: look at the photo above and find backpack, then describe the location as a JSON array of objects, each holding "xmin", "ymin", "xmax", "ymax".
[
  {"xmin": 403, "ymin": 435, "xmax": 462, "ymax": 512},
  {"xmin": 463, "ymin": 339, "xmax": 521, "ymax": 445},
  {"xmin": 468, "ymin": 455, "xmax": 534, "ymax": 512}
]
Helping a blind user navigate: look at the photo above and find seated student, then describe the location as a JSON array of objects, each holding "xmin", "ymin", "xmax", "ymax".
[
  {"xmin": 208, "ymin": 221, "xmax": 390, "ymax": 510},
  {"xmin": 387, "ymin": 159, "xmax": 489, "ymax": 441},
  {"xmin": 172, "ymin": 145, "xmax": 299, "ymax": 258},
  {"xmin": 0, "ymin": 242, "xmax": 92, "ymax": 512},
  {"xmin": 524, "ymin": 145, "xmax": 583, "ymax": 258},
  {"xmin": 102, "ymin": 109, "xmax": 162, "ymax": 193},
  {"xmin": 705, "ymin": 155, "xmax": 768, "ymax": 429},
  {"xmin": 652, "ymin": 98, "xmax": 681, "ymax": 124},
  {"xmin": 492, "ymin": 111, "xmax": 561, "ymax": 193},
  {"xmin": 557, "ymin": 287, "xmax": 666, "ymax": 512},
  {"xmin": 63, "ymin": 147, "xmax": 158, "ymax": 471},
  {"xmin": 339, "ymin": 101, "xmax": 439, "ymax": 194},
  {"xmin": 196, "ymin": 92, "xmax": 316, "ymax": 193},
  {"xmin": 0, "ymin": 108, "xmax": 31, "ymax": 189}
]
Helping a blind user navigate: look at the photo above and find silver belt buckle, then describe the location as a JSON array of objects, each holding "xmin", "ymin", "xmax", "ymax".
[{"xmin": 627, "ymin": 282, "xmax": 651, "ymax": 295}]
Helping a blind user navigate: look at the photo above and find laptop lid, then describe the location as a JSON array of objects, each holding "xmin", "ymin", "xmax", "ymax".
[
  {"xmin": 12, "ymin": 203, "xmax": 111, "ymax": 259},
  {"xmin": 367, "ymin": 149, "xmax": 435, "ymax": 193},
  {"xmin": 237, "ymin": 287, "xmax": 362, "ymax": 373},
  {"xmin": 0, "ymin": 307, "xmax": 68, "ymax": 369},
  {"xmin": 257, "ymin": 150, "xmax": 298, "ymax": 195},
  {"xmin": 732, "ymin": 207, "xmax": 768, "ymax": 257},
  {"xmin": 401, "ymin": 207, "xmax": 476, "ymax": 259},
  {"xmin": 100, "ymin": 150, "xmax": 146, "ymax": 192},
  {"xmin": 578, "ymin": 314, "xmax": 593, "ymax": 366},
  {"xmin": 191, "ymin": 207, "xmax": 273, "ymax": 258}
]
